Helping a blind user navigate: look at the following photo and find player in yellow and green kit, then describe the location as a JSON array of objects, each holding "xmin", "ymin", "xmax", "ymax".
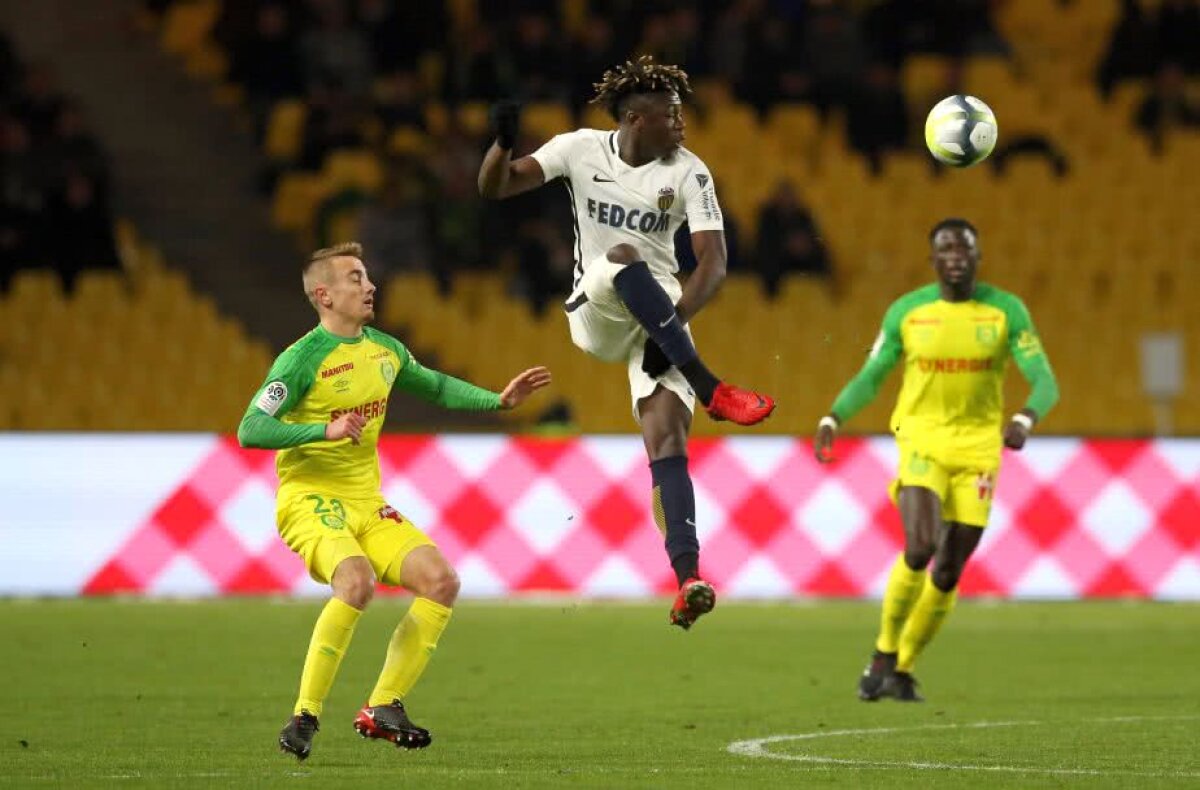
[
  {"xmin": 813, "ymin": 219, "xmax": 1058, "ymax": 702},
  {"xmin": 238, "ymin": 242, "xmax": 550, "ymax": 759}
]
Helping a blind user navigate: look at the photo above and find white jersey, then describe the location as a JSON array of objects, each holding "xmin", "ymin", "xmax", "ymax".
[{"xmin": 530, "ymin": 129, "xmax": 724, "ymax": 294}]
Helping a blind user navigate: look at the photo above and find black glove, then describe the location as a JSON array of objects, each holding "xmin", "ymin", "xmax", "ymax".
[
  {"xmin": 642, "ymin": 337, "xmax": 672, "ymax": 378},
  {"xmin": 490, "ymin": 100, "xmax": 522, "ymax": 150}
]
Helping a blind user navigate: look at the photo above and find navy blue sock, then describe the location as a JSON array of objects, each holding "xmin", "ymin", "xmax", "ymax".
[
  {"xmin": 612, "ymin": 261, "xmax": 719, "ymax": 403},
  {"xmin": 650, "ymin": 455, "xmax": 700, "ymax": 586}
]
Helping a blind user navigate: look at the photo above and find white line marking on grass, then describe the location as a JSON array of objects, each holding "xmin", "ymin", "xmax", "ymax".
[{"xmin": 727, "ymin": 715, "xmax": 1200, "ymax": 779}]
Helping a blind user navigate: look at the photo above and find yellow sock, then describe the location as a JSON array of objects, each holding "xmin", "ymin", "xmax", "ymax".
[
  {"xmin": 896, "ymin": 576, "xmax": 958, "ymax": 673},
  {"xmin": 368, "ymin": 598, "xmax": 453, "ymax": 706},
  {"xmin": 294, "ymin": 597, "xmax": 362, "ymax": 716},
  {"xmin": 875, "ymin": 554, "xmax": 926, "ymax": 654}
]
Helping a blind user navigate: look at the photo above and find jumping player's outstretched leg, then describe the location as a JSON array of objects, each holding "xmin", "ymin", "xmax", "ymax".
[
  {"xmin": 606, "ymin": 244, "xmax": 774, "ymax": 426},
  {"xmin": 639, "ymin": 387, "xmax": 714, "ymax": 630}
]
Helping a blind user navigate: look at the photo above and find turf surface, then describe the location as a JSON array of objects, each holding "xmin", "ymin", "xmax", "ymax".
[{"xmin": 3, "ymin": 600, "xmax": 1198, "ymax": 788}]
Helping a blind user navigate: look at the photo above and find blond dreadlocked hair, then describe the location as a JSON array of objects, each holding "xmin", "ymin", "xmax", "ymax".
[{"xmin": 590, "ymin": 55, "xmax": 691, "ymax": 121}]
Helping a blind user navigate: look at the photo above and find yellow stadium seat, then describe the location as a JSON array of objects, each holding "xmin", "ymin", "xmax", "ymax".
[
  {"xmin": 160, "ymin": 0, "xmax": 220, "ymax": 56},
  {"xmin": 10, "ymin": 269, "xmax": 64, "ymax": 305},
  {"xmin": 388, "ymin": 123, "xmax": 427, "ymax": 156},
  {"xmin": 271, "ymin": 173, "xmax": 328, "ymax": 231},
  {"xmin": 184, "ymin": 40, "xmax": 228, "ymax": 81},
  {"xmin": 264, "ymin": 100, "xmax": 307, "ymax": 162},
  {"xmin": 903, "ymin": 55, "xmax": 953, "ymax": 112},
  {"xmin": 583, "ymin": 104, "xmax": 614, "ymax": 131},
  {"xmin": 72, "ymin": 270, "xmax": 129, "ymax": 305},
  {"xmin": 322, "ymin": 150, "xmax": 384, "ymax": 193},
  {"xmin": 523, "ymin": 102, "xmax": 573, "ymax": 141},
  {"xmin": 766, "ymin": 104, "xmax": 822, "ymax": 149},
  {"xmin": 455, "ymin": 102, "xmax": 491, "ymax": 137}
]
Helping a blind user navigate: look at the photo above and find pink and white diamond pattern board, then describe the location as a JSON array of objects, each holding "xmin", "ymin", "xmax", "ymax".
[{"xmin": 0, "ymin": 434, "xmax": 1197, "ymax": 599}]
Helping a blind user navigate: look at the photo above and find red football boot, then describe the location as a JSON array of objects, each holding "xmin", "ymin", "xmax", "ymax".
[
  {"xmin": 705, "ymin": 382, "xmax": 776, "ymax": 425},
  {"xmin": 353, "ymin": 700, "xmax": 432, "ymax": 749},
  {"xmin": 669, "ymin": 577, "xmax": 717, "ymax": 630}
]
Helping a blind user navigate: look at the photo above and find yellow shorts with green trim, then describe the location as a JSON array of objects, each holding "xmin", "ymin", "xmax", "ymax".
[
  {"xmin": 889, "ymin": 440, "xmax": 1000, "ymax": 528},
  {"xmin": 276, "ymin": 492, "xmax": 434, "ymax": 585}
]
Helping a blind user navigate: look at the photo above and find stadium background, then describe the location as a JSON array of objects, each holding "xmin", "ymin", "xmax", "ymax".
[{"xmin": 1, "ymin": 0, "xmax": 1197, "ymax": 599}]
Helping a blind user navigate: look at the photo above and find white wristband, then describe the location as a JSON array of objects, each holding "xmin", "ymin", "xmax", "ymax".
[
  {"xmin": 1011, "ymin": 413, "xmax": 1034, "ymax": 431},
  {"xmin": 818, "ymin": 416, "xmax": 838, "ymax": 431}
]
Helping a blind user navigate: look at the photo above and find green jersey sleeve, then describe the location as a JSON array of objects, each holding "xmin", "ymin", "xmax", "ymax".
[
  {"xmin": 1002, "ymin": 294, "xmax": 1060, "ymax": 420},
  {"xmin": 237, "ymin": 336, "xmax": 329, "ymax": 449},
  {"xmin": 371, "ymin": 329, "xmax": 503, "ymax": 411},
  {"xmin": 829, "ymin": 297, "xmax": 906, "ymax": 424}
]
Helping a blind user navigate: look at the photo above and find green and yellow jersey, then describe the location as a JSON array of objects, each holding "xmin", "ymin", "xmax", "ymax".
[
  {"xmin": 830, "ymin": 282, "xmax": 1059, "ymax": 449},
  {"xmin": 239, "ymin": 325, "xmax": 501, "ymax": 499}
]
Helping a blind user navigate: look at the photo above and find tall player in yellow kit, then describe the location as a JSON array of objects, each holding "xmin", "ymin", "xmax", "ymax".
[
  {"xmin": 814, "ymin": 219, "xmax": 1059, "ymax": 701},
  {"xmin": 238, "ymin": 243, "xmax": 550, "ymax": 759}
]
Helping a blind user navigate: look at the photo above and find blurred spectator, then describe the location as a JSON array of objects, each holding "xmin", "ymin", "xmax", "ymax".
[
  {"xmin": 0, "ymin": 116, "xmax": 50, "ymax": 219},
  {"xmin": 710, "ymin": 0, "xmax": 763, "ymax": 83},
  {"xmin": 45, "ymin": 101, "xmax": 110, "ymax": 189},
  {"xmin": 508, "ymin": 13, "xmax": 568, "ymax": 101},
  {"xmin": 1157, "ymin": 0, "xmax": 1200, "ymax": 75},
  {"xmin": 299, "ymin": 0, "xmax": 373, "ymax": 96},
  {"xmin": 448, "ymin": 28, "xmax": 512, "ymax": 102},
  {"xmin": 230, "ymin": 2, "xmax": 303, "ymax": 134},
  {"xmin": 0, "ymin": 31, "xmax": 18, "ymax": 101},
  {"xmin": 358, "ymin": 0, "xmax": 420, "ymax": 74},
  {"xmin": 356, "ymin": 158, "xmax": 437, "ymax": 280},
  {"xmin": 511, "ymin": 217, "xmax": 571, "ymax": 316},
  {"xmin": 754, "ymin": 181, "xmax": 830, "ymax": 298},
  {"xmin": 799, "ymin": 0, "xmax": 868, "ymax": 114},
  {"xmin": 12, "ymin": 61, "xmax": 65, "ymax": 138},
  {"xmin": 1096, "ymin": 0, "xmax": 1159, "ymax": 97},
  {"xmin": 569, "ymin": 16, "xmax": 620, "ymax": 117},
  {"xmin": 1135, "ymin": 63, "xmax": 1200, "ymax": 154},
  {"xmin": 298, "ymin": 80, "xmax": 367, "ymax": 170},
  {"xmin": 639, "ymin": 8, "xmax": 708, "ymax": 80},
  {"xmin": 672, "ymin": 213, "xmax": 741, "ymax": 276},
  {"xmin": 44, "ymin": 169, "xmax": 121, "ymax": 292},
  {"xmin": 373, "ymin": 70, "xmax": 426, "ymax": 130},
  {"xmin": 428, "ymin": 121, "xmax": 485, "ymax": 281},
  {"xmin": 845, "ymin": 62, "xmax": 909, "ymax": 174}
]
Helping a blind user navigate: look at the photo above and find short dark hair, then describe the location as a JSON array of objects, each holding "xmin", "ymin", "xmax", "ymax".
[
  {"xmin": 929, "ymin": 218, "xmax": 978, "ymax": 242},
  {"xmin": 590, "ymin": 55, "xmax": 691, "ymax": 121}
]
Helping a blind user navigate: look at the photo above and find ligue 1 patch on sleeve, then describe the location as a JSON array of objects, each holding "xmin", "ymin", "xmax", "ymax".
[
  {"xmin": 869, "ymin": 330, "xmax": 886, "ymax": 359},
  {"xmin": 257, "ymin": 381, "xmax": 288, "ymax": 415}
]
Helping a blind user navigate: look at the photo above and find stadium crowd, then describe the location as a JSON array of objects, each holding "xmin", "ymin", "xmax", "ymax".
[{"xmin": 0, "ymin": 30, "xmax": 121, "ymax": 293}]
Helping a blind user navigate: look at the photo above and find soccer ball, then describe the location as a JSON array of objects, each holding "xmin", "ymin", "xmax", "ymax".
[{"xmin": 924, "ymin": 95, "xmax": 998, "ymax": 167}]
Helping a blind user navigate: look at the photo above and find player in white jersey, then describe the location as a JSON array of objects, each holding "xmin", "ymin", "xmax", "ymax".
[{"xmin": 478, "ymin": 56, "xmax": 776, "ymax": 630}]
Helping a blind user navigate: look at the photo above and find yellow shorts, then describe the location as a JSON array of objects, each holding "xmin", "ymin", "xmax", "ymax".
[
  {"xmin": 889, "ymin": 440, "xmax": 1000, "ymax": 528},
  {"xmin": 276, "ymin": 492, "xmax": 435, "ymax": 585}
]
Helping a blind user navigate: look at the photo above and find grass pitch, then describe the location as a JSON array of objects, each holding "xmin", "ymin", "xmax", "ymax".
[{"xmin": 3, "ymin": 599, "xmax": 1198, "ymax": 788}]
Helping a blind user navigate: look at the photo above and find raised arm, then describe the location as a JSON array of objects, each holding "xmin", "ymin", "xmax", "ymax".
[{"xmin": 477, "ymin": 101, "xmax": 548, "ymax": 200}]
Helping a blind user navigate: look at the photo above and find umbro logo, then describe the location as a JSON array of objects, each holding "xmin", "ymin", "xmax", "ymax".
[{"xmin": 593, "ymin": 174, "xmax": 615, "ymax": 182}]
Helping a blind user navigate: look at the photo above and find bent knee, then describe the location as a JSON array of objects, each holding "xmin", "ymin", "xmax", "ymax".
[
  {"xmin": 606, "ymin": 243, "xmax": 642, "ymax": 265},
  {"xmin": 334, "ymin": 565, "xmax": 376, "ymax": 609},
  {"xmin": 420, "ymin": 566, "xmax": 460, "ymax": 606},
  {"xmin": 903, "ymin": 546, "xmax": 934, "ymax": 571},
  {"xmin": 930, "ymin": 564, "xmax": 962, "ymax": 592}
]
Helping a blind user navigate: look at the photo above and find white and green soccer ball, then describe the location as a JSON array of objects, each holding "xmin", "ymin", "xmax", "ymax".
[{"xmin": 924, "ymin": 95, "xmax": 998, "ymax": 167}]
